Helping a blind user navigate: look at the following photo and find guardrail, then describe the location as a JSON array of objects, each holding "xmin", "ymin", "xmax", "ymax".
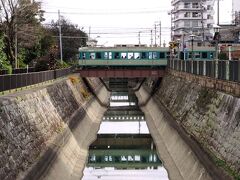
[
  {"xmin": 0, "ymin": 68, "xmax": 72, "ymax": 92},
  {"xmin": 168, "ymin": 60, "xmax": 240, "ymax": 82}
]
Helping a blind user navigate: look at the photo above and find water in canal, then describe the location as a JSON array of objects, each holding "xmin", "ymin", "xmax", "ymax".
[{"xmin": 82, "ymin": 78, "xmax": 169, "ymax": 180}]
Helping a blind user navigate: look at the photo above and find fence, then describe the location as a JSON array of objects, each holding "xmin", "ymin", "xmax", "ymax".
[
  {"xmin": 168, "ymin": 60, "xmax": 240, "ymax": 82},
  {"xmin": 0, "ymin": 68, "xmax": 72, "ymax": 92},
  {"xmin": 0, "ymin": 67, "xmax": 36, "ymax": 75}
]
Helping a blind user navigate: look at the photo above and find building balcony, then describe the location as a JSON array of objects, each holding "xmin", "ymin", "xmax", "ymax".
[
  {"xmin": 173, "ymin": 16, "xmax": 205, "ymax": 22},
  {"xmin": 171, "ymin": 0, "xmax": 180, "ymax": 5}
]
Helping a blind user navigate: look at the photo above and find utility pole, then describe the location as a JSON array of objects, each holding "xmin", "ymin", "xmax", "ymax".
[
  {"xmin": 154, "ymin": 24, "xmax": 157, "ymax": 47},
  {"xmin": 150, "ymin": 30, "xmax": 153, "ymax": 47},
  {"xmin": 159, "ymin": 21, "xmax": 161, "ymax": 47},
  {"xmin": 201, "ymin": 0, "xmax": 205, "ymax": 46},
  {"xmin": 168, "ymin": 11, "xmax": 173, "ymax": 41},
  {"xmin": 217, "ymin": 0, "xmax": 220, "ymax": 25},
  {"xmin": 138, "ymin": 31, "xmax": 141, "ymax": 46},
  {"xmin": 89, "ymin": 26, "xmax": 91, "ymax": 39},
  {"xmin": 58, "ymin": 10, "xmax": 63, "ymax": 64}
]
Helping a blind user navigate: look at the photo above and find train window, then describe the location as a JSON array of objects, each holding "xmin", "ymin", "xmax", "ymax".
[
  {"xmin": 159, "ymin": 52, "xmax": 165, "ymax": 58},
  {"xmin": 90, "ymin": 53, "xmax": 95, "ymax": 59},
  {"xmin": 210, "ymin": 53, "xmax": 214, "ymax": 59},
  {"xmin": 149, "ymin": 52, "xmax": 153, "ymax": 59},
  {"xmin": 121, "ymin": 52, "xmax": 127, "ymax": 59},
  {"xmin": 82, "ymin": 52, "xmax": 86, "ymax": 59},
  {"xmin": 141, "ymin": 52, "xmax": 147, "ymax": 59},
  {"xmin": 195, "ymin": 52, "xmax": 200, "ymax": 58},
  {"xmin": 109, "ymin": 52, "xmax": 112, "ymax": 59},
  {"xmin": 114, "ymin": 52, "xmax": 120, "ymax": 59},
  {"xmin": 104, "ymin": 52, "xmax": 108, "ymax": 59},
  {"xmin": 128, "ymin": 52, "xmax": 134, "ymax": 59},
  {"xmin": 188, "ymin": 52, "xmax": 193, "ymax": 58},
  {"xmin": 166, "ymin": 52, "xmax": 170, "ymax": 59},
  {"xmin": 134, "ymin": 52, "xmax": 140, "ymax": 59},
  {"xmin": 96, "ymin": 52, "xmax": 102, "ymax": 59},
  {"xmin": 153, "ymin": 52, "xmax": 157, "ymax": 59},
  {"xmin": 202, "ymin": 52, "xmax": 208, "ymax": 58}
]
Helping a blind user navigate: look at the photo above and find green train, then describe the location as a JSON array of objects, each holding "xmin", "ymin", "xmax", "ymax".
[{"xmin": 78, "ymin": 46, "xmax": 216, "ymax": 67}]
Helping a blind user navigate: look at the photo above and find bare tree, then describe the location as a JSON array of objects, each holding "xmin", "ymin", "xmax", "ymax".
[{"xmin": 0, "ymin": 0, "xmax": 44, "ymax": 67}]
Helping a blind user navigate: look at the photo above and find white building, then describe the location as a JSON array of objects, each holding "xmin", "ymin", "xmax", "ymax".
[
  {"xmin": 171, "ymin": 0, "xmax": 215, "ymax": 46},
  {"xmin": 233, "ymin": 0, "xmax": 240, "ymax": 25},
  {"xmin": 232, "ymin": 0, "xmax": 240, "ymax": 12}
]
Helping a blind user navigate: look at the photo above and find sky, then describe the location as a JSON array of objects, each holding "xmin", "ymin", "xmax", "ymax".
[{"xmin": 41, "ymin": 0, "xmax": 233, "ymax": 47}]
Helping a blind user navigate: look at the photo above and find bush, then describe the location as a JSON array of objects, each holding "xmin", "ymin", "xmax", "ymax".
[
  {"xmin": 35, "ymin": 60, "xmax": 49, "ymax": 71},
  {"xmin": 55, "ymin": 60, "xmax": 70, "ymax": 69}
]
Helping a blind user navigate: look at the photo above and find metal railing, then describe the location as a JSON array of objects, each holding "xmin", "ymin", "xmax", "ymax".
[
  {"xmin": 0, "ymin": 68, "xmax": 72, "ymax": 92},
  {"xmin": 0, "ymin": 67, "xmax": 36, "ymax": 75},
  {"xmin": 169, "ymin": 59, "xmax": 240, "ymax": 82}
]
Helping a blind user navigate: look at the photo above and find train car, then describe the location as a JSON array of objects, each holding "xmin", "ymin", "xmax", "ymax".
[
  {"xmin": 180, "ymin": 46, "xmax": 216, "ymax": 60},
  {"xmin": 78, "ymin": 47, "xmax": 170, "ymax": 67},
  {"xmin": 78, "ymin": 46, "xmax": 216, "ymax": 67}
]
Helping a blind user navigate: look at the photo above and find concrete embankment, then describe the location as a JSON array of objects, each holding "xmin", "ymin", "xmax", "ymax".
[
  {"xmin": 137, "ymin": 72, "xmax": 239, "ymax": 180},
  {"xmin": 137, "ymin": 88, "xmax": 212, "ymax": 180},
  {"xmin": 0, "ymin": 75, "xmax": 109, "ymax": 180}
]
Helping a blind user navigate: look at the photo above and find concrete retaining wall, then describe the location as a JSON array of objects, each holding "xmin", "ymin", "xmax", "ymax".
[
  {"xmin": 156, "ymin": 74, "xmax": 240, "ymax": 177},
  {"xmin": 0, "ymin": 75, "xmax": 108, "ymax": 180},
  {"xmin": 137, "ymin": 88, "xmax": 212, "ymax": 180},
  {"xmin": 141, "ymin": 72, "xmax": 239, "ymax": 179}
]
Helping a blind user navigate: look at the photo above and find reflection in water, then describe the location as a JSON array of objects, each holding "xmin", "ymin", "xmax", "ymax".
[
  {"xmin": 82, "ymin": 79, "xmax": 169, "ymax": 180},
  {"xmin": 98, "ymin": 121, "xmax": 149, "ymax": 134}
]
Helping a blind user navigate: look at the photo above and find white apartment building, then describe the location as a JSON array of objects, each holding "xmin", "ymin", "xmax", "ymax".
[
  {"xmin": 232, "ymin": 0, "xmax": 240, "ymax": 12},
  {"xmin": 171, "ymin": 0, "xmax": 214, "ymax": 46},
  {"xmin": 233, "ymin": 0, "xmax": 240, "ymax": 25}
]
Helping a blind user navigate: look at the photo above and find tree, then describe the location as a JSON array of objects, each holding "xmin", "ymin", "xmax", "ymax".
[
  {"xmin": 0, "ymin": 0, "xmax": 44, "ymax": 68},
  {"xmin": 49, "ymin": 18, "xmax": 87, "ymax": 61},
  {"xmin": 0, "ymin": 34, "xmax": 11, "ymax": 73}
]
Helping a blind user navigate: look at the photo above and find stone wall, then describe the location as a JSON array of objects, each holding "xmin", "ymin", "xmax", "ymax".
[
  {"xmin": 153, "ymin": 73, "xmax": 240, "ymax": 179},
  {"xmin": 169, "ymin": 70, "xmax": 240, "ymax": 97},
  {"xmin": 0, "ymin": 75, "xmax": 102, "ymax": 180}
]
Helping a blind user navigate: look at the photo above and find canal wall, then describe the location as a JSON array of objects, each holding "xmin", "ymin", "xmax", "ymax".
[
  {"xmin": 0, "ymin": 75, "xmax": 108, "ymax": 180},
  {"xmin": 138, "ymin": 72, "xmax": 239, "ymax": 180},
  {"xmin": 138, "ymin": 88, "xmax": 213, "ymax": 180}
]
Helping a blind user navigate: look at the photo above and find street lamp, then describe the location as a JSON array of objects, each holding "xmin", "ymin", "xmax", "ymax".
[{"xmin": 189, "ymin": 34, "xmax": 196, "ymax": 61}]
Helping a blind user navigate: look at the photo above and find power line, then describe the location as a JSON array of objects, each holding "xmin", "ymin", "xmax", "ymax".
[
  {"xmin": 43, "ymin": 5, "xmax": 166, "ymax": 12},
  {"xmin": 44, "ymin": 9, "xmax": 168, "ymax": 15}
]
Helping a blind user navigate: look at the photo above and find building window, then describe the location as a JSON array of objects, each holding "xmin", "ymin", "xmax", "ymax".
[
  {"xmin": 192, "ymin": 3, "xmax": 199, "ymax": 8},
  {"xmin": 184, "ymin": 21, "xmax": 190, "ymax": 27},
  {"xmin": 192, "ymin": 12, "xmax": 200, "ymax": 17},
  {"xmin": 184, "ymin": 12, "xmax": 191, "ymax": 17},
  {"xmin": 207, "ymin": 24, "xmax": 212, "ymax": 28},
  {"xmin": 207, "ymin": 5, "xmax": 211, "ymax": 10},
  {"xmin": 192, "ymin": 21, "xmax": 199, "ymax": 27},
  {"xmin": 184, "ymin": 3, "xmax": 190, "ymax": 8}
]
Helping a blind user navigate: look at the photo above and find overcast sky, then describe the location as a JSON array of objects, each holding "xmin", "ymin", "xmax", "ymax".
[{"xmin": 41, "ymin": 0, "xmax": 232, "ymax": 46}]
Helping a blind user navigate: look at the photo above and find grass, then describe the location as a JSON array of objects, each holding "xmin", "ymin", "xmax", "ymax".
[{"xmin": 212, "ymin": 154, "xmax": 240, "ymax": 180}]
